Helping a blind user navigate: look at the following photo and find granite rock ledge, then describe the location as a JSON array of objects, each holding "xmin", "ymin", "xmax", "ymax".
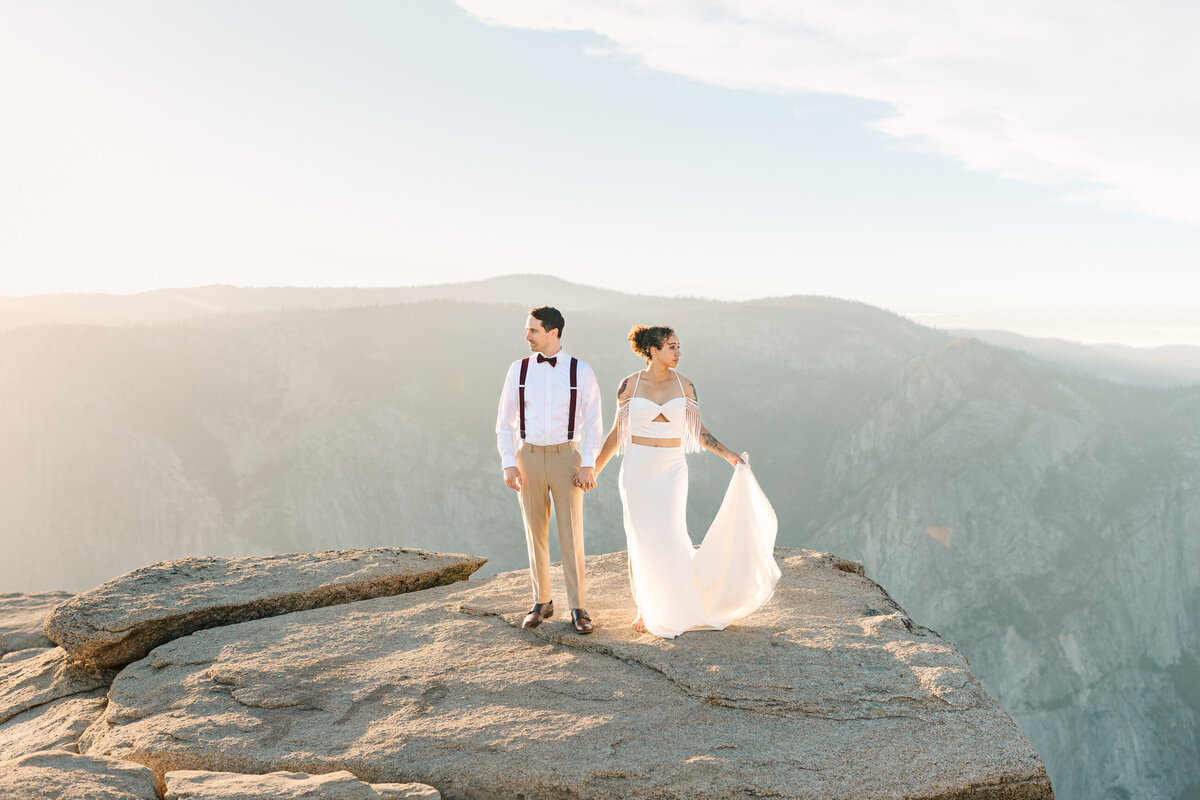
[
  {"xmin": 79, "ymin": 547, "xmax": 1053, "ymax": 800},
  {"xmin": 44, "ymin": 547, "xmax": 487, "ymax": 668}
]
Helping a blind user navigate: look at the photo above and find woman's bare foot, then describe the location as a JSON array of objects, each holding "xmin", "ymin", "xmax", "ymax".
[{"xmin": 631, "ymin": 616, "xmax": 647, "ymax": 633}]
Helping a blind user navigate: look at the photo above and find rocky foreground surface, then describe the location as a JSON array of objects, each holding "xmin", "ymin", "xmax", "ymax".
[
  {"xmin": 1, "ymin": 546, "xmax": 1053, "ymax": 799},
  {"xmin": 45, "ymin": 548, "xmax": 487, "ymax": 668}
]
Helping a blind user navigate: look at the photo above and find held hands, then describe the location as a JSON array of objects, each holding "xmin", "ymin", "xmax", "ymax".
[
  {"xmin": 575, "ymin": 466, "xmax": 597, "ymax": 492},
  {"xmin": 504, "ymin": 466, "xmax": 597, "ymax": 492},
  {"xmin": 503, "ymin": 467, "xmax": 523, "ymax": 492}
]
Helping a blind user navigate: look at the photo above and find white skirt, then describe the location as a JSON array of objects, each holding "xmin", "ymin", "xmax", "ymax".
[{"xmin": 618, "ymin": 444, "xmax": 781, "ymax": 639}]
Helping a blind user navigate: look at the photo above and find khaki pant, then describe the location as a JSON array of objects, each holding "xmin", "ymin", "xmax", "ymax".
[{"xmin": 515, "ymin": 441, "xmax": 586, "ymax": 609}]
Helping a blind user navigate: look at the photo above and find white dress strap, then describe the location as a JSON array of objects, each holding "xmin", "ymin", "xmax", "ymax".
[
  {"xmin": 616, "ymin": 372, "xmax": 643, "ymax": 455},
  {"xmin": 676, "ymin": 371, "xmax": 702, "ymax": 454}
]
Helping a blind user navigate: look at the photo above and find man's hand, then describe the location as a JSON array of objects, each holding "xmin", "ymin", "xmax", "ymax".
[
  {"xmin": 575, "ymin": 466, "xmax": 597, "ymax": 492},
  {"xmin": 503, "ymin": 467, "xmax": 523, "ymax": 492}
]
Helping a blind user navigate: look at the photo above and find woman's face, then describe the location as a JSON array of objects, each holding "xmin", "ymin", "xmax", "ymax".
[{"xmin": 651, "ymin": 335, "xmax": 680, "ymax": 368}]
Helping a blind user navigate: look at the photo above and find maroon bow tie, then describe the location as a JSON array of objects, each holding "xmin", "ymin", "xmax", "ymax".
[{"xmin": 537, "ymin": 354, "xmax": 558, "ymax": 367}]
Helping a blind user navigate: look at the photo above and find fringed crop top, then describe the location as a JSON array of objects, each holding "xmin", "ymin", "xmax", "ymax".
[{"xmin": 616, "ymin": 370, "xmax": 702, "ymax": 453}]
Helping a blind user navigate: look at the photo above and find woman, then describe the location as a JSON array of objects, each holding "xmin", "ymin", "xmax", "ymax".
[{"xmin": 595, "ymin": 325, "xmax": 780, "ymax": 638}]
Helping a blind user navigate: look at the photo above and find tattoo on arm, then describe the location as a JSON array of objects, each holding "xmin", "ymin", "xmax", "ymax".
[
  {"xmin": 617, "ymin": 377, "xmax": 629, "ymax": 397},
  {"xmin": 690, "ymin": 382, "xmax": 698, "ymax": 400},
  {"xmin": 701, "ymin": 427, "xmax": 732, "ymax": 458}
]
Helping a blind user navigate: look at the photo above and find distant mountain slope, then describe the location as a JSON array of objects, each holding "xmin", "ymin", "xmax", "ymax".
[
  {"xmin": 0, "ymin": 290, "xmax": 927, "ymax": 592},
  {"xmin": 1, "ymin": 278, "xmax": 1197, "ymax": 800},
  {"xmin": 953, "ymin": 328, "xmax": 1200, "ymax": 387},
  {"xmin": 0, "ymin": 274, "xmax": 711, "ymax": 330}
]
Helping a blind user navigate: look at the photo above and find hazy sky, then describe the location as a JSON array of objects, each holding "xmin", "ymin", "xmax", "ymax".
[{"xmin": 2, "ymin": 1, "xmax": 1198, "ymax": 344}]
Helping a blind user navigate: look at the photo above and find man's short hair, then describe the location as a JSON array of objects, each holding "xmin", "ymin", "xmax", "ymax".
[{"xmin": 529, "ymin": 306, "xmax": 565, "ymax": 338}]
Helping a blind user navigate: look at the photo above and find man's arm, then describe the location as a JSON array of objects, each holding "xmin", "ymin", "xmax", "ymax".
[
  {"xmin": 571, "ymin": 362, "xmax": 603, "ymax": 491},
  {"xmin": 496, "ymin": 362, "xmax": 522, "ymax": 489},
  {"xmin": 578, "ymin": 362, "xmax": 604, "ymax": 469}
]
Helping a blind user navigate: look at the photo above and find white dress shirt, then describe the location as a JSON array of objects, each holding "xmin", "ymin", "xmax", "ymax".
[{"xmin": 496, "ymin": 348, "xmax": 603, "ymax": 470}]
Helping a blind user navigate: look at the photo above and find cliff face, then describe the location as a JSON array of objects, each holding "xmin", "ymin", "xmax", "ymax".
[
  {"xmin": 807, "ymin": 340, "xmax": 1200, "ymax": 800},
  {"xmin": 1, "ymin": 548, "xmax": 1051, "ymax": 799}
]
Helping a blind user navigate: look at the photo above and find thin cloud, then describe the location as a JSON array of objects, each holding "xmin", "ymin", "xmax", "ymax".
[{"xmin": 457, "ymin": 0, "xmax": 1200, "ymax": 225}]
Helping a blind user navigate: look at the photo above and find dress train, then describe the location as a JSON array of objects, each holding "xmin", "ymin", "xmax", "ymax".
[{"xmin": 618, "ymin": 445, "xmax": 780, "ymax": 639}]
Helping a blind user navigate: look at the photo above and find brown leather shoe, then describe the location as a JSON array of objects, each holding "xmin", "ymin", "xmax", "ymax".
[
  {"xmin": 522, "ymin": 601, "xmax": 553, "ymax": 629},
  {"xmin": 571, "ymin": 609, "xmax": 593, "ymax": 634}
]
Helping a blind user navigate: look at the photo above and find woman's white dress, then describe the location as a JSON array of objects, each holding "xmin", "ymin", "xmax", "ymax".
[{"xmin": 617, "ymin": 371, "xmax": 780, "ymax": 639}]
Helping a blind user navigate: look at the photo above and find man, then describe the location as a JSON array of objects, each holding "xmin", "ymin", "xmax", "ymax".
[{"xmin": 496, "ymin": 306, "xmax": 602, "ymax": 634}]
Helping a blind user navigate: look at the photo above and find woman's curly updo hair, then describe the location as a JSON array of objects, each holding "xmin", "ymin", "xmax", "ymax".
[{"xmin": 628, "ymin": 325, "xmax": 675, "ymax": 362}]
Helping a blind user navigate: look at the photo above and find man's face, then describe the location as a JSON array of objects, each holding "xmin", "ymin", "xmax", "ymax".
[{"xmin": 525, "ymin": 315, "xmax": 558, "ymax": 354}]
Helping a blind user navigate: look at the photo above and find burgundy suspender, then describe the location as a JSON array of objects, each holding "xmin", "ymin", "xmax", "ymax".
[
  {"xmin": 567, "ymin": 357, "xmax": 578, "ymax": 441},
  {"xmin": 518, "ymin": 357, "xmax": 529, "ymax": 440},
  {"xmin": 518, "ymin": 355, "xmax": 578, "ymax": 441}
]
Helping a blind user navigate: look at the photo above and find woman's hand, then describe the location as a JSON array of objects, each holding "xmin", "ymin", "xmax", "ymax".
[{"xmin": 724, "ymin": 451, "xmax": 746, "ymax": 467}]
